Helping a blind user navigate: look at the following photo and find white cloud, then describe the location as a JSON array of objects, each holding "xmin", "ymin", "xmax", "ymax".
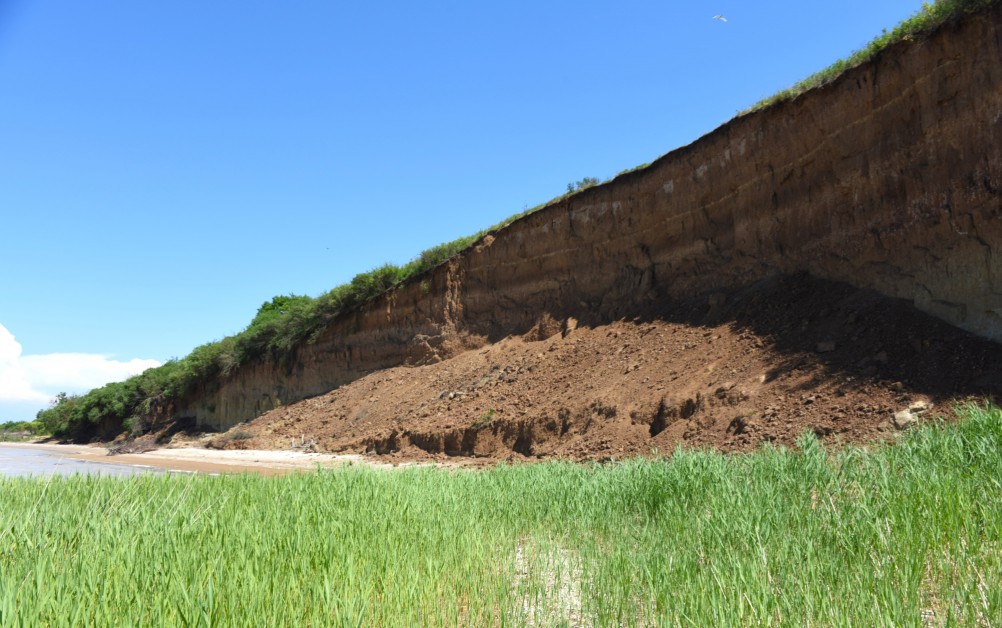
[
  {"xmin": 0, "ymin": 323, "xmax": 161, "ymax": 405},
  {"xmin": 0, "ymin": 325, "xmax": 49, "ymax": 403},
  {"xmin": 19, "ymin": 354, "xmax": 162, "ymax": 390}
]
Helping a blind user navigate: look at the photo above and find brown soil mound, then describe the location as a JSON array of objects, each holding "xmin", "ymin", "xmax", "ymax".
[{"xmin": 209, "ymin": 275, "xmax": 1002, "ymax": 464}]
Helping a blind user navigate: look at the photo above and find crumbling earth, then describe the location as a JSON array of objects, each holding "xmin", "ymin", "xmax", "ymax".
[{"xmin": 200, "ymin": 275, "xmax": 1002, "ymax": 464}]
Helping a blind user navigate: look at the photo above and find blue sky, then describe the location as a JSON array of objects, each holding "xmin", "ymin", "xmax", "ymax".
[{"xmin": 0, "ymin": 0, "xmax": 926, "ymax": 421}]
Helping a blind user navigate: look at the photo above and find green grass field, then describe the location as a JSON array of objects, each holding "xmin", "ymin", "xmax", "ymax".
[{"xmin": 3, "ymin": 404, "xmax": 1001, "ymax": 626}]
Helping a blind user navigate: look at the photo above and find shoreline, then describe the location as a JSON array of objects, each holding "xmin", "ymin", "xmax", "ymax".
[{"xmin": 0, "ymin": 442, "xmax": 412, "ymax": 476}]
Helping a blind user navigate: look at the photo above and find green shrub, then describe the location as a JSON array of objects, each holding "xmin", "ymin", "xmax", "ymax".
[
  {"xmin": 0, "ymin": 420, "xmax": 46, "ymax": 437},
  {"xmin": 566, "ymin": 177, "xmax": 601, "ymax": 194}
]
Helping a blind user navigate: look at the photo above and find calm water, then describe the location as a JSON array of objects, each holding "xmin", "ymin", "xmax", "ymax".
[{"xmin": 0, "ymin": 446, "xmax": 163, "ymax": 477}]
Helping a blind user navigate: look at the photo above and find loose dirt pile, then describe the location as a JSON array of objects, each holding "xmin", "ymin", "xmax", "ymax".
[{"xmin": 202, "ymin": 275, "xmax": 1002, "ymax": 464}]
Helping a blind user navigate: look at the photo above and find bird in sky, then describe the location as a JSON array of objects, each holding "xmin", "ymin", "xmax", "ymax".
[{"xmin": 713, "ymin": 15, "xmax": 728, "ymax": 22}]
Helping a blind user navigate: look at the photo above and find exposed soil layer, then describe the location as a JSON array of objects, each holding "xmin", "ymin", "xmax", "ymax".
[{"xmin": 208, "ymin": 275, "xmax": 1002, "ymax": 464}]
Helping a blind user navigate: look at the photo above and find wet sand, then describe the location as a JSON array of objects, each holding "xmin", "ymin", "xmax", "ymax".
[{"xmin": 0, "ymin": 442, "xmax": 398, "ymax": 476}]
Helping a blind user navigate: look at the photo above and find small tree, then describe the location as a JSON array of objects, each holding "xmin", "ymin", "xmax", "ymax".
[
  {"xmin": 36, "ymin": 392, "xmax": 80, "ymax": 435},
  {"xmin": 566, "ymin": 177, "xmax": 601, "ymax": 194}
]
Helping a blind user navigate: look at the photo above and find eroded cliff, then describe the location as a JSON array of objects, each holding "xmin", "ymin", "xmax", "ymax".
[{"xmin": 181, "ymin": 5, "xmax": 1002, "ymax": 431}]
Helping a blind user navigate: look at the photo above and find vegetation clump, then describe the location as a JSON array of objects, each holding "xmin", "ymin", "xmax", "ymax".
[
  {"xmin": 566, "ymin": 176, "xmax": 600, "ymax": 193},
  {"xmin": 0, "ymin": 420, "xmax": 46, "ymax": 442}
]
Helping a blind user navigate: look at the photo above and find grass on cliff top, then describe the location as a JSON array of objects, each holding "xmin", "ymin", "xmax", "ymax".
[
  {"xmin": 749, "ymin": 0, "xmax": 998, "ymax": 111},
  {"xmin": 4, "ymin": 403, "xmax": 1002, "ymax": 625},
  {"xmin": 38, "ymin": 0, "xmax": 1001, "ymax": 440}
]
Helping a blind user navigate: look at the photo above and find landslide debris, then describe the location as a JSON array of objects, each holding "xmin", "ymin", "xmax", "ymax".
[{"xmin": 200, "ymin": 274, "xmax": 1002, "ymax": 464}]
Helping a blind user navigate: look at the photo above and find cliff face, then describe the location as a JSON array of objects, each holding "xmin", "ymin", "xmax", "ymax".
[{"xmin": 183, "ymin": 6, "xmax": 1002, "ymax": 431}]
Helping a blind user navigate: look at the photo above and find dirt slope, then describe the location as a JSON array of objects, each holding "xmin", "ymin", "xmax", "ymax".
[{"xmin": 201, "ymin": 275, "xmax": 1000, "ymax": 463}]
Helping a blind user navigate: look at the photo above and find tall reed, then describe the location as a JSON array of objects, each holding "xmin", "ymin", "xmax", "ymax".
[{"xmin": 3, "ymin": 404, "xmax": 1001, "ymax": 625}]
